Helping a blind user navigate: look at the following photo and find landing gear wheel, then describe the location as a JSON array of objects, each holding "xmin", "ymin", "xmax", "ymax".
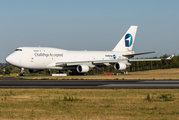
[{"xmin": 20, "ymin": 68, "xmax": 25, "ymax": 76}]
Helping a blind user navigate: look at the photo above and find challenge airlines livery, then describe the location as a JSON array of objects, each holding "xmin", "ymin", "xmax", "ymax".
[{"xmin": 6, "ymin": 26, "xmax": 174, "ymax": 75}]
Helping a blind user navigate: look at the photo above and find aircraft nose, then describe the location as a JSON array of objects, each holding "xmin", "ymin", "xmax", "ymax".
[
  {"xmin": 6, "ymin": 54, "xmax": 14, "ymax": 64},
  {"xmin": 6, "ymin": 53, "xmax": 20, "ymax": 65}
]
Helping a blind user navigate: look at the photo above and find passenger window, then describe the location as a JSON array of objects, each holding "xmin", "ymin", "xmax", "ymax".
[{"xmin": 33, "ymin": 50, "xmax": 39, "ymax": 52}]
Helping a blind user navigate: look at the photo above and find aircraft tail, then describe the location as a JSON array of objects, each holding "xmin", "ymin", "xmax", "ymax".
[{"xmin": 112, "ymin": 26, "xmax": 138, "ymax": 51}]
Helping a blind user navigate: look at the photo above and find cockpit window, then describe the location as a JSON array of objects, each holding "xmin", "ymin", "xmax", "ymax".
[{"xmin": 15, "ymin": 49, "xmax": 22, "ymax": 51}]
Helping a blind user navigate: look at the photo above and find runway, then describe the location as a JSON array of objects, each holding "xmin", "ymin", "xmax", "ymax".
[{"xmin": 1, "ymin": 77, "xmax": 179, "ymax": 88}]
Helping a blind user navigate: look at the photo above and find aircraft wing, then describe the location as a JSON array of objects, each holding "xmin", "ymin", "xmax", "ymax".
[
  {"xmin": 56, "ymin": 59, "xmax": 126, "ymax": 66},
  {"xmin": 55, "ymin": 59, "xmax": 127, "ymax": 71},
  {"xmin": 55, "ymin": 54, "xmax": 174, "ymax": 66},
  {"xmin": 129, "ymin": 54, "xmax": 174, "ymax": 62},
  {"xmin": 56, "ymin": 61, "xmax": 90, "ymax": 66}
]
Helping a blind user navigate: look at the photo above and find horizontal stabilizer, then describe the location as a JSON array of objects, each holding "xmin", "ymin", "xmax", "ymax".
[{"xmin": 123, "ymin": 51, "xmax": 157, "ymax": 58}]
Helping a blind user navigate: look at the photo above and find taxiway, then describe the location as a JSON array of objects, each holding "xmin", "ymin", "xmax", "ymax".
[{"xmin": 1, "ymin": 77, "xmax": 179, "ymax": 89}]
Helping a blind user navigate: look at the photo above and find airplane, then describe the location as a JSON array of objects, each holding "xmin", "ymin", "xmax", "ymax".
[{"xmin": 5, "ymin": 26, "xmax": 174, "ymax": 75}]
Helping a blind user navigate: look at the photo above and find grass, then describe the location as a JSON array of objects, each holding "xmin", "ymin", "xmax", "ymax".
[
  {"xmin": 17, "ymin": 68, "xmax": 179, "ymax": 80},
  {"xmin": 0, "ymin": 89, "xmax": 179, "ymax": 119}
]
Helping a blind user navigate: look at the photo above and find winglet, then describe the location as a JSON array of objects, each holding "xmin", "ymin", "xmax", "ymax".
[
  {"xmin": 161, "ymin": 54, "xmax": 175, "ymax": 60},
  {"xmin": 166, "ymin": 54, "xmax": 174, "ymax": 60}
]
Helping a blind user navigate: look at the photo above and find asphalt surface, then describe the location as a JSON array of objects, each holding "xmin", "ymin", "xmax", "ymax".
[{"xmin": 1, "ymin": 77, "xmax": 179, "ymax": 89}]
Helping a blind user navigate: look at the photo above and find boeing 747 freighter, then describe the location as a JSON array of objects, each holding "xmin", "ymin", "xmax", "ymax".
[{"xmin": 6, "ymin": 26, "xmax": 174, "ymax": 75}]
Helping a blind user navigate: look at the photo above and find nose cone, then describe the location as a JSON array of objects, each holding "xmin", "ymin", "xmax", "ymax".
[
  {"xmin": 6, "ymin": 54, "xmax": 14, "ymax": 65},
  {"xmin": 6, "ymin": 53, "xmax": 20, "ymax": 66}
]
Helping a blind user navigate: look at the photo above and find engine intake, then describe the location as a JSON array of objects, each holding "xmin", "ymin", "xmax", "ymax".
[
  {"xmin": 77, "ymin": 65, "xmax": 90, "ymax": 73},
  {"xmin": 114, "ymin": 63, "xmax": 127, "ymax": 70}
]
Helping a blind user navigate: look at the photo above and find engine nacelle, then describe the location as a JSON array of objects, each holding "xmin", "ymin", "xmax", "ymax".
[
  {"xmin": 77, "ymin": 65, "xmax": 90, "ymax": 73},
  {"xmin": 114, "ymin": 63, "xmax": 127, "ymax": 70}
]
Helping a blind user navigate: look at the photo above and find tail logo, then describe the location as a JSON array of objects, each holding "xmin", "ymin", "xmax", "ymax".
[{"xmin": 125, "ymin": 33, "xmax": 133, "ymax": 47}]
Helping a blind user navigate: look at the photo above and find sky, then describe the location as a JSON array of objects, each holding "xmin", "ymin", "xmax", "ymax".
[{"xmin": 0, "ymin": 0, "xmax": 179, "ymax": 62}]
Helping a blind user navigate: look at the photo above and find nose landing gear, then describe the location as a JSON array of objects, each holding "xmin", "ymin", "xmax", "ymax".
[{"xmin": 20, "ymin": 68, "xmax": 25, "ymax": 76}]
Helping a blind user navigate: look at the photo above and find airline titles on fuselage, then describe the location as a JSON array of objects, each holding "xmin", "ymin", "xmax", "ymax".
[
  {"xmin": 105, "ymin": 54, "xmax": 116, "ymax": 59},
  {"xmin": 34, "ymin": 53, "xmax": 117, "ymax": 59},
  {"xmin": 34, "ymin": 53, "xmax": 63, "ymax": 57}
]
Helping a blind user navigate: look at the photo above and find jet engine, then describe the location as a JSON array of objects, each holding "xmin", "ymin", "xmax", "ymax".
[
  {"xmin": 114, "ymin": 63, "xmax": 127, "ymax": 70},
  {"xmin": 77, "ymin": 65, "xmax": 90, "ymax": 73}
]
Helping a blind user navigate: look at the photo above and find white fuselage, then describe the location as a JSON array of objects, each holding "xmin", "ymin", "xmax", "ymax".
[
  {"xmin": 5, "ymin": 26, "xmax": 139, "ymax": 73},
  {"xmin": 5, "ymin": 26, "xmax": 169, "ymax": 74},
  {"xmin": 6, "ymin": 47, "xmax": 132, "ymax": 70}
]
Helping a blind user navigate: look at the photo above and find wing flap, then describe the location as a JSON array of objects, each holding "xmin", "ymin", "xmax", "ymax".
[
  {"xmin": 129, "ymin": 54, "xmax": 174, "ymax": 62},
  {"xmin": 55, "ymin": 59, "xmax": 127, "ymax": 67},
  {"xmin": 92, "ymin": 60, "xmax": 125, "ymax": 64},
  {"xmin": 56, "ymin": 61, "xmax": 91, "ymax": 66},
  {"xmin": 129, "ymin": 59, "xmax": 161, "ymax": 62}
]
